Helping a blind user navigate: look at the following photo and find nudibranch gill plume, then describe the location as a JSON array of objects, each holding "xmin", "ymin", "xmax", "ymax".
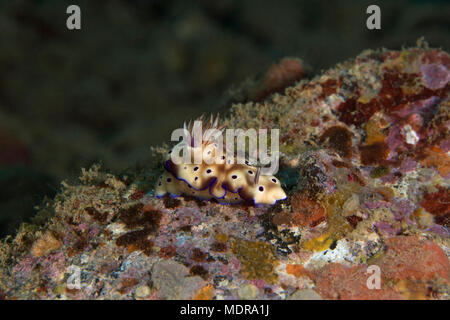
[{"xmin": 155, "ymin": 116, "xmax": 287, "ymax": 205}]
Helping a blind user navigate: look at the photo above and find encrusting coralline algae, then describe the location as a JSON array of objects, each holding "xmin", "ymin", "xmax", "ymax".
[{"xmin": 0, "ymin": 42, "xmax": 449, "ymax": 300}]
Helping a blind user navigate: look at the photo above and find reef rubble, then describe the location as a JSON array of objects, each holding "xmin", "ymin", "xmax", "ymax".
[{"xmin": 0, "ymin": 43, "xmax": 449, "ymax": 300}]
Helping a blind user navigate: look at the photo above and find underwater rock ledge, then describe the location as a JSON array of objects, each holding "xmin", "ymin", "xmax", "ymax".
[{"xmin": 1, "ymin": 43, "xmax": 449, "ymax": 300}]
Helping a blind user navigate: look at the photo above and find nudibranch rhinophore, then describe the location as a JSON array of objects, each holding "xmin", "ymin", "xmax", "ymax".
[{"xmin": 155, "ymin": 116, "xmax": 287, "ymax": 205}]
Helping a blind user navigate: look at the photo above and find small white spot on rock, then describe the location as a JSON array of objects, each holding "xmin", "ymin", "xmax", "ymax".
[{"xmin": 403, "ymin": 124, "xmax": 419, "ymax": 145}]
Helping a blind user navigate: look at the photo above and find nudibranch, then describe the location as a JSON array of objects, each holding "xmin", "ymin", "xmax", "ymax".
[{"xmin": 155, "ymin": 116, "xmax": 287, "ymax": 205}]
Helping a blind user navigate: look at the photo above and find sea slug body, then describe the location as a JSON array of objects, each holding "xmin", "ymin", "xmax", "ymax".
[{"xmin": 155, "ymin": 116, "xmax": 287, "ymax": 205}]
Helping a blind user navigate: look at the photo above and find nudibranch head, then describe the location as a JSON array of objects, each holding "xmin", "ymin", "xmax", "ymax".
[{"xmin": 155, "ymin": 115, "xmax": 287, "ymax": 205}]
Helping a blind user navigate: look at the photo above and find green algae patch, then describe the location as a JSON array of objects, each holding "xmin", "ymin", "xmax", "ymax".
[
  {"xmin": 370, "ymin": 165, "xmax": 390, "ymax": 178},
  {"xmin": 231, "ymin": 238, "xmax": 279, "ymax": 284}
]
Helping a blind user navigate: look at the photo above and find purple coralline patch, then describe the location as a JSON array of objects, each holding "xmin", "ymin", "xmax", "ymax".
[
  {"xmin": 250, "ymin": 279, "xmax": 268, "ymax": 290},
  {"xmin": 420, "ymin": 64, "xmax": 449, "ymax": 90},
  {"xmin": 40, "ymin": 252, "xmax": 66, "ymax": 279},
  {"xmin": 439, "ymin": 138, "xmax": 450, "ymax": 152},
  {"xmin": 365, "ymin": 200, "xmax": 392, "ymax": 211},
  {"xmin": 426, "ymin": 225, "xmax": 450, "ymax": 238},
  {"xmin": 173, "ymin": 207, "xmax": 204, "ymax": 226},
  {"xmin": 373, "ymin": 221, "xmax": 400, "ymax": 236},
  {"xmin": 12, "ymin": 255, "xmax": 40, "ymax": 280},
  {"xmin": 398, "ymin": 158, "xmax": 418, "ymax": 174},
  {"xmin": 12, "ymin": 251, "xmax": 66, "ymax": 284},
  {"xmin": 391, "ymin": 198, "xmax": 415, "ymax": 221},
  {"xmin": 384, "ymin": 125, "xmax": 404, "ymax": 161},
  {"xmin": 392, "ymin": 96, "xmax": 440, "ymax": 119}
]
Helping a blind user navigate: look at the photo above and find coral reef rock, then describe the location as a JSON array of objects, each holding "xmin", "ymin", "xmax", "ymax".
[{"xmin": 1, "ymin": 44, "xmax": 449, "ymax": 300}]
